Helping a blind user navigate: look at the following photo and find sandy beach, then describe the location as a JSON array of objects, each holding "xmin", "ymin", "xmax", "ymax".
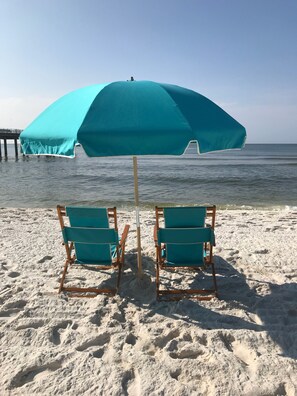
[{"xmin": 0, "ymin": 207, "xmax": 297, "ymax": 395}]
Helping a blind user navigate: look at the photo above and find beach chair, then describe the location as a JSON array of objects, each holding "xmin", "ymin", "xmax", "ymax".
[
  {"xmin": 154, "ymin": 206, "xmax": 218, "ymax": 300},
  {"xmin": 57, "ymin": 206, "xmax": 129, "ymax": 297}
]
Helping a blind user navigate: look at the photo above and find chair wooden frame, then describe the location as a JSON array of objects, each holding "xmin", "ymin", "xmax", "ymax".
[
  {"xmin": 154, "ymin": 206, "xmax": 218, "ymax": 301},
  {"xmin": 57, "ymin": 205, "xmax": 129, "ymax": 298}
]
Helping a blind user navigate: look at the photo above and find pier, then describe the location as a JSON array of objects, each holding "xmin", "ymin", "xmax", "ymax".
[{"xmin": 0, "ymin": 129, "xmax": 22, "ymax": 159}]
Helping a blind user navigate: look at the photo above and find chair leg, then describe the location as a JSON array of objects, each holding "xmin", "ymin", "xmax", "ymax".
[
  {"xmin": 59, "ymin": 260, "xmax": 120, "ymax": 297},
  {"xmin": 211, "ymin": 262, "xmax": 219, "ymax": 298},
  {"xmin": 157, "ymin": 262, "xmax": 218, "ymax": 301},
  {"xmin": 59, "ymin": 259, "xmax": 69, "ymax": 293},
  {"xmin": 156, "ymin": 261, "xmax": 160, "ymax": 300},
  {"xmin": 116, "ymin": 263, "xmax": 122, "ymax": 292}
]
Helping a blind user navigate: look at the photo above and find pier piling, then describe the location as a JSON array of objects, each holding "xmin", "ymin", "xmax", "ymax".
[
  {"xmin": 0, "ymin": 129, "xmax": 21, "ymax": 160},
  {"xmin": 4, "ymin": 139, "xmax": 8, "ymax": 158}
]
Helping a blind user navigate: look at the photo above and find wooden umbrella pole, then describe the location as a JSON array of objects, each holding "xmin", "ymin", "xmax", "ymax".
[{"xmin": 133, "ymin": 156, "xmax": 143, "ymax": 276}]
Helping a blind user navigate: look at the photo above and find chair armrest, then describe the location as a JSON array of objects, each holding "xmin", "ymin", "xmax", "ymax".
[{"xmin": 119, "ymin": 225, "xmax": 130, "ymax": 248}]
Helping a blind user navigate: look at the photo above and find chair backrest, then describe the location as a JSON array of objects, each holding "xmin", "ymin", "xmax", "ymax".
[
  {"xmin": 65, "ymin": 207, "xmax": 118, "ymax": 265},
  {"xmin": 161, "ymin": 206, "xmax": 210, "ymax": 265}
]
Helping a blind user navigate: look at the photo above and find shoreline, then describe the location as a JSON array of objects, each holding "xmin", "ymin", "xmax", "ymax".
[
  {"xmin": 0, "ymin": 207, "xmax": 296, "ymax": 394},
  {"xmin": 1, "ymin": 204, "xmax": 297, "ymax": 211}
]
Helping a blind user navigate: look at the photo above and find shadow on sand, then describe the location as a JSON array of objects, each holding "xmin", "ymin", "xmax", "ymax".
[{"xmin": 119, "ymin": 251, "xmax": 297, "ymax": 360}]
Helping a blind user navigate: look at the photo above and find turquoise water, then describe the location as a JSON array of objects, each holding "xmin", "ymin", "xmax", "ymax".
[{"xmin": 1, "ymin": 144, "xmax": 297, "ymax": 209}]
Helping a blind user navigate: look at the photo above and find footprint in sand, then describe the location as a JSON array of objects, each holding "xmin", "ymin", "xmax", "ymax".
[
  {"xmin": 195, "ymin": 334, "xmax": 208, "ymax": 346},
  {"xmin": 15, "ymin": 319, "xmax": 45, "ymax": 330},
  {"xmin": 169, "ymin": 348, "xmax": 205, "ymax": 359},
  {"xmin": 121, "ymin": 368, "xmax": 141, "ymax": 396},
  {"xmin": 7, "ymin": 271, "xmax": 21, "ymax": 278},
  {"xmin": 91, "ymin": 348, "xmax": 105, "ymax": 359},
  {"xmin": 0, "ymin": 308, "xmax": 22, "ymax": 319},
  {"xmin": 50, "ymin": 320, "xmax": 74, "ymax": 345},
  {"xmin": 231, "ymin": 340, "xmax": 259, "ymax": 371},
  {"xmin": 226, "ymin": 250, "xmax": 240, "ymax": 262},
  {"xmin": 170, "ymin": 368, "xmax": 181, "ymax": 380},
  {"xmin": 88, "ymin": 309, "xmax": 103, "ymax": 326},
  {"xmin": 76, "ymin": 332, "xmax": 110, "ymax": 351},
  {"xmin": 5, "ymin": 300, "xmax": 27, "ymax": 310},
  {"xmin": 112, "ymin": 311, "xmax": 126, "ymax": 323},
  {"xmin": 0, "ymin": 262, "xmax": 8, "ymax": 271},
  {"xmin": 153, "ymin": 328, "xmax": 180, "ymax": 349},
  {"xmin": 0, "ymin": 300, "xmax": 27, "ymax": 321},
  {"xmin": 125, "ymin": 333, "xmax": 137, "ymax": 346},
  {"xmin": 217, "ymin": 332, "xmax": 235, "ymax": 352},
  {"xmin": 217, "ymin": 333, "xmax": 259, "ymax": 372},
  {"xmin": 271, "ymin": 226, "xmax": 283, "ymax": 231},
  {"xmin": 10, "ymin": 360, "xmax": 62, "ymax": 389},
  {"xmin": 153, "ymin": 329, "xmax": 206, "ymax": 360},
  {"xmin": 38, "ymin": 256, "xmax": 54, "ymax": 264},
  {"xmin": 254, "ymin": 249, "xmax": 269, "ymax": 254}
]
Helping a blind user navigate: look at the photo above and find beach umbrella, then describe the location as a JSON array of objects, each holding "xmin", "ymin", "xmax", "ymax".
[{"xmin": 20, "ymin": 79, "xmax": 246, "ymax": 276}]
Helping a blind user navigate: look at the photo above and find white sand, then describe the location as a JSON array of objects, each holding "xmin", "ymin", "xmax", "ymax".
[{"xmin": 0, "ymin": 207, "xmax": 297, "ymax": 395}]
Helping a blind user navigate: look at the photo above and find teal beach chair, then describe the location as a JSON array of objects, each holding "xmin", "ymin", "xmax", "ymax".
[
  {"xmin": 57, "ymin": 206, "xmax": 129, "ymax": 297},
  {"xmin": 154, "ymin": 206, "xmax": 217, "ymax": 300}
]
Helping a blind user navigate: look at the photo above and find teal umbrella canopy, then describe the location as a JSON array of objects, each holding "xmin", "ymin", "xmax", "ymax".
[{"xmin": 20, "ymin": 80, "xmax": 246, "ymax": 157}]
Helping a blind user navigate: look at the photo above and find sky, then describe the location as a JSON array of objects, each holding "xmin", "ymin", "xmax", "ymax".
[{"xmin": 0, "ymin": 0, "xmax": 296, "ymax": 143}]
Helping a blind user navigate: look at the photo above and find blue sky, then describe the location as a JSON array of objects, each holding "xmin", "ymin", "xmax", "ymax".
[{"xmin": 0, "ymin": 0, "xmax": 296, "ymax": 143}]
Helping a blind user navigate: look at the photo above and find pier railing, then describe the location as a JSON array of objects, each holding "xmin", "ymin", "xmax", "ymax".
[{"xmin": 0, "ymin": 129, "xmax": 22, "ymax": 159}]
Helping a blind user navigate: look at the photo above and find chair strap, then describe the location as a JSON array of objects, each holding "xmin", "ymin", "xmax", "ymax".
[{"xmin": 157, "ymin": 227, "xmax": 215, "ymax": 245}]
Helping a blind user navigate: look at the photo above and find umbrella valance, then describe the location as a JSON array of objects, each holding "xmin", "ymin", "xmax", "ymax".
[{"xmin": 20, "ymin": 80, "xmax": 246, "ymax": 158}]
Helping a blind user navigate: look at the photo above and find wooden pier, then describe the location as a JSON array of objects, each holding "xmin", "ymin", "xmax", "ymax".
[{"xmin": 0, "ymin": 129, "xmax": 22, "ymax": 159}]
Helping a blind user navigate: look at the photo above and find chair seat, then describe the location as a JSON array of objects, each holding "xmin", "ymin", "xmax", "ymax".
[
  {"xmin": 74, "ymin": 259, "xmax": 115, "ymax": 265},
  {"xmin": 161, "ymin": 248, "xmax": 205, "ymax": 266},
  {"xmin": 75, "ymin": 244, "xmax": 122, "ymax": 265}
]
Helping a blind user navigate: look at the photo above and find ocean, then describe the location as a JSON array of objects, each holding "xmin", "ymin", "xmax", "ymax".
[{"xmin": 1, "ymin": 143, "xmax": 297, "ymax": 209}]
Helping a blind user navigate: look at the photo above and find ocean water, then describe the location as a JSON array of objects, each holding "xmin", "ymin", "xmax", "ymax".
[{"xmin": 1, "ymin": 143, "xmax": 297, "ymax": 209}]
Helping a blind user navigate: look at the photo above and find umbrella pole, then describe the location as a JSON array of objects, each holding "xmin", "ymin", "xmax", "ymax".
[{"xmin": 133, "ymin": 156, "xmax": 143, "ymax": 276}]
